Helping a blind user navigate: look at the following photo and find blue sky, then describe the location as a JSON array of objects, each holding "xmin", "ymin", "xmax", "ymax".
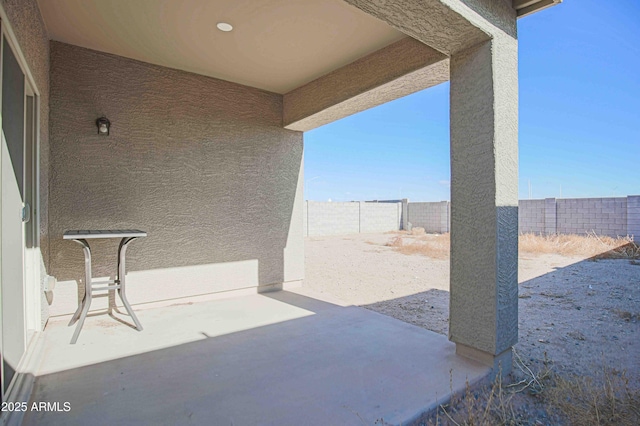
[{"xmin": 304, "ymin": 0, "xmax": 640, "ymax": 202}]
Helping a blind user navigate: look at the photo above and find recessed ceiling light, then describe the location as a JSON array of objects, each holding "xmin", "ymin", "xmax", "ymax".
[{"xmin": 216, "ymin": 22, "xmax": 233, "ymax": 32}]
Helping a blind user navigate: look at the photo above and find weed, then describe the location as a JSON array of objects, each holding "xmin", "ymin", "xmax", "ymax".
[
  {"xmin": 519, "ymin": 232, "xmax": 639, "ymax": 259},
  {"xmin": 418, "ymin": 354, "xmax": 639, "ymax": 426},
  {"xmin": 411, "ymin": 227, "xmax": 426, "ymax": 236},
  {"xmin": 544, "ymin": 366, "xmax": 640, "ymax": 425},
  {"xmin": 613, "ymin": 309, "xmax": 639, "ymax": 322},
  {"xmin": 385, "ymin": 236, "xmax": 404, "ymax": 247},
  {"xmin": 383, "ymin": 234, "xmax": 449, "ymax": 259},
  {"xmin": 425, "ymin": 375, "xmax": 524, "ymax": 426},
  {"xmin": 382, "ymin": 232, "xmax": 638, "ymax": 260}
]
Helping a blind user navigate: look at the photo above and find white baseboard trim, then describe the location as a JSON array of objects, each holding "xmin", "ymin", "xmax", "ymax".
[{"xmin": 48, "ymin": 280, "xmax": 305, "ymax": 323}]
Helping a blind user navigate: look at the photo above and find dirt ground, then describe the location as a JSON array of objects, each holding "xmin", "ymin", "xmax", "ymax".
[{"xmin": 303, "ymin": 232, "xmax": 640, "ymax": 424}]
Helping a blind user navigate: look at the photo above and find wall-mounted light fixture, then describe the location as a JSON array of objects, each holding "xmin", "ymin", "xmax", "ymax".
[
  {"xmin": 96, "ymin": 117, "xmax": 110, "ymax": 135},
  {"xmin": 216, "ymin": 22, "xmax": 233, "ymax": 32}
]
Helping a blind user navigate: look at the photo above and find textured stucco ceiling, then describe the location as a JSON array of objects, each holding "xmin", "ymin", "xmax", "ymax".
[{"xmin": 37, "ymin": 0, "xmax": 407, "ymax": 94}]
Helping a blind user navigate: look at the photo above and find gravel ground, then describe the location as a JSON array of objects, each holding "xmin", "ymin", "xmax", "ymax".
[{"xmin": 304, "ymin": 232, "xmax": 640, "ymax": 424}]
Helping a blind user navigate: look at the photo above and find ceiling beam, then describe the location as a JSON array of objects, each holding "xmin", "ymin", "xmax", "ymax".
[{"xmin": 283, "ymin": 37, "xmax": 447, "ymax": 132}]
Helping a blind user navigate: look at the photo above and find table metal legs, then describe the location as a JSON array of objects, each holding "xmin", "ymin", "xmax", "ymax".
[
  {"xmin": 117, "ymin": 237, "xmax": 143, "ymax": 331},
  {"xmin": 69, "ymin": 237, "xmax": 143, "ymax": 344},
  {"xmin": 68, "ymin": 239, "xmax": 92, "ymax": 344}
]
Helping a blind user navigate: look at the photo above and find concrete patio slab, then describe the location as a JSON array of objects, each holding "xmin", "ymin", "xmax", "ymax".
[{"xmin": 24, "ymin": 289, "xmax": 489, "ymax": 426}]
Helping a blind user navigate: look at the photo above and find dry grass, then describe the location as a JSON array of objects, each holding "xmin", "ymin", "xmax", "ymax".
[
  {"xmin": 519, "ymin": 232, "xmax": 639, "ymax": 259},
  {"xmin": 383, "ymin": 232, "xmax": 639, "ymax": 260},
  {"xmin": 421, "ymin": 355, "xmax": 640, "ymax": 426},
  {"xmin": 411, "ymin": 227, "xmax": 427, "ymax": 236},
  {"xmin": 385, "ymin": 227, "xmax": 426, "ymax": 236},
  {"xmin": 545, "ymin": 367, "xmax": 640, "ymax": 425},
  {"xmin": 385, "ymin": 233, "xmax": 450, "ymax": 259},
  {"xmin": 422, "ymin": 350, "xmax": 553, "ymax": 426},
  {"xmin": 613, "ymin": 309, "xmax": 640, "ymax": 322},
  {"xmin": 428, "ymin": 377, "xmax": 518, "ymax": 426}
]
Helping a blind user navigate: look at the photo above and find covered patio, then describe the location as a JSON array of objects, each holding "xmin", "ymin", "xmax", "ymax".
[
  {"xmin": 24, "ymin": 289, "xmax": 488, "ymax": 425},
  {"xmin": 0, "ymin": 0, "xmax": 559, "ymax": 424}
]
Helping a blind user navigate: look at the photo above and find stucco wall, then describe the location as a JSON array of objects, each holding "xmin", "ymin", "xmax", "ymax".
[
  {"xmin": 1, "ymin": 0, "xmax": 51, "ymax": 327},
  {"xmin": 48, "ymin": 42, "xmax": 303, "ymax": 316}
]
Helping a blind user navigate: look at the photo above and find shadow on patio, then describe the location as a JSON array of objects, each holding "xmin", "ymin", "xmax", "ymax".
[
  {"xmin": 362, "ymin": 255, "xmax": 640, "ymax": 385},
  {"xmin": 24, "ymin": 289, "xmax": 488, "ymax": 426}
]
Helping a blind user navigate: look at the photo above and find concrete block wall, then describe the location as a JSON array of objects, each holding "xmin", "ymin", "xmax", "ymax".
[
  {"xmin": 360, "ymin": 202, "xmax": 402, "ymax": 233},
  {"xmin": 556, "ymin": 197, "xmax": 627, "ymax": 237},
  {"xmin": 306, "ymin": 202, "xmax": 360, "ymax": 236},
  {"xmin": 304, "ymin": 196, "xmax": 639, "ymax": 239},
  {"xmin": 405, "ymin": 197, "xmax": 637, "ymax": 238},
  {"xmin": 544, "ymin": 198, "xmax": 557, "ymax": 235},
  {"xmin": 519, "ymin": 196, "xmax": 636, "ymax": 238},
  {"xmin": 407, "ymin": 201, "xmax": 450, "ymax": 233},
  {"xmin": 518, "ymin": 199, "xmax": 545, "ymax": 233},
  {"xmin": 304, "ymin": 201, "xmax": 401, "ymax": 236}
]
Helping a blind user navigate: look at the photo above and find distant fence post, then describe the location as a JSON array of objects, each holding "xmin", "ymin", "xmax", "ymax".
[
  {"xmin": 544, "ymin": 198, "xmax": 557, "ymax": 235},
  {"xmin": 440, "ymin": 201, "xmax": 449, "ymax": 233},
  {"xmin": 628, "ymin": 195, "xmax": 640, "ymax": 241},
  {"xmin": 303, "ymin": 200, "xmax": 308, "ymax": 237},
  {"xmin": 401, "ymin": 198, "xmax": 409, "ymax": 230}
]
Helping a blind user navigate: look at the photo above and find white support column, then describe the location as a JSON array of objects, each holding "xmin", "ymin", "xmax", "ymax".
[
  {"xmin": 343, "ymin": 0, "xmax": 523, "ymax": 374},
  {"xmin": 449, "ymin": 35, "xmax": 519, "ymax": 373}
]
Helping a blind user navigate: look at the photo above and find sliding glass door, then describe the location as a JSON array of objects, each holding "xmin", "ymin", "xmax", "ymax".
[{"xmin": 0, "ymin": 19, "xmax": 37, "ymax": 401}]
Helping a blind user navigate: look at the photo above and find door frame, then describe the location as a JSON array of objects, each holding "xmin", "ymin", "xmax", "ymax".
[
  {"xmin": 24, "ymin": 80, "xmax": 40, "ymax": 332},
  {"xmin": 0, "ymin": 5, "xmax": 42, "ymax": 402}
]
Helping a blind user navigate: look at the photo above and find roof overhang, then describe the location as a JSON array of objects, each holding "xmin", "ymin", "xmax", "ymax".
[
  {"xmin": 36, "ymin": 0, "xmax": 560, "ymax": 132},
  {"xmin": 514, "ymin": 0, "xmax": 562, "ymax": 18}
]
